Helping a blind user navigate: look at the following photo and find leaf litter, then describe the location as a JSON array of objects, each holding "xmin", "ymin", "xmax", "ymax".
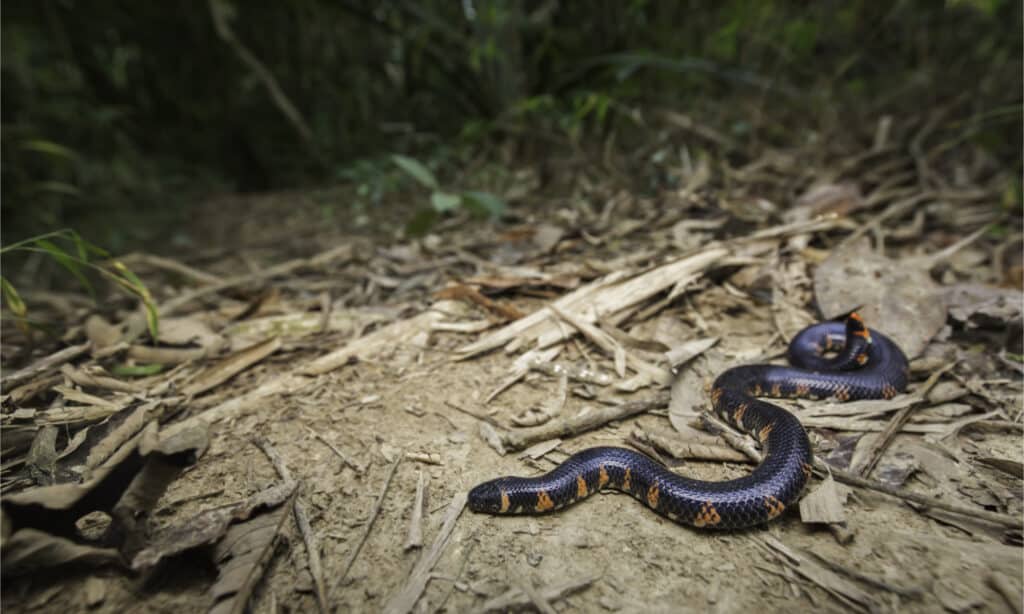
[{"xmin": 1, "ymin": 116, "xmax": 1021, "ymax": 614}]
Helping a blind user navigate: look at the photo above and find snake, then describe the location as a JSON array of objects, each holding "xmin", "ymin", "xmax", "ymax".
[{"xmin": 467, "ymin": 313, "xmax": 909, "ymax": 529}]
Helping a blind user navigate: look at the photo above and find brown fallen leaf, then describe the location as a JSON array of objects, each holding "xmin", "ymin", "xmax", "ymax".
[
  {"xmin": 181, "ymin": 336, "xmax": 282, "ymax": 397},
  {"xmin": 132, "ymin": 480, "xmax": 297, "ymax": 571},
  {"xmin": 813, "ymin": 242, "xmax": 945, "ymax": 358},
  {"xmin": 1, "ymin": 422, "xmax": 208, "ymax": 576},
  {"xmin": 208, "ymin": 486, "xmax": 298, "ymax": 614},
  {"xmin": 799, "ymin": 475, "xmax": 849, "ymax": 525}
]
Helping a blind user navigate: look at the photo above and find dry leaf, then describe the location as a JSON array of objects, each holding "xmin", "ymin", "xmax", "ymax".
[{"xmin": 814, "ymin": 243, "xmax": 945, "ymax": 358}]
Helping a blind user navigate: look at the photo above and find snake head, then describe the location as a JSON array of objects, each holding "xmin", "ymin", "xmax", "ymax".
[{"xmin": 467, "ymin": 480, "xmax": 507, "ymax": 514}]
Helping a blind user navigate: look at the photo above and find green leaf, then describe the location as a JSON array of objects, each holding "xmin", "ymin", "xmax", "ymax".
[
  {"xmin": 1, "ymin": 277, "xmax": 27, "ymax": 317},
  {"xmin": 110, "ymin": 260, "xmax": 159, "ymax": 340},
  {"xmin": 34, "ymin": 239, "xmax": 94, "ymax": 298},
  {"xmin": 111, "ymin": 363, "xmax": 165, "ymax": 377},
  {"xmin": 392, "ymin": 155, "xmax": 439, "ymax": 190},
  {"xmin": 461, "ymin": 191, "xmax": 506, "ymax": 218},
  {"xmin": 20, "ymin": 139, "xmax": 80, "ymax": 163},
  {"xmin": 430, "ymin": 191, "xmax": 462, "ymax": 212}
]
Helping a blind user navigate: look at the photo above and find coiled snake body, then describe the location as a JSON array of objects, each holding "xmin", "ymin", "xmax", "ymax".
[{"xmin": 468, "ymin": 314, "xmax": 909, "ymax": 529}]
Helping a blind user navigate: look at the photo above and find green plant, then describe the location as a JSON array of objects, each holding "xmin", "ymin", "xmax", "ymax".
[
  {"xmin": 1, "ymin": 229, "xmax": 158, "ymax": 340},
  {"xmin": 391, "ymin": 154, "xmax": 506, "ymax": 236}
]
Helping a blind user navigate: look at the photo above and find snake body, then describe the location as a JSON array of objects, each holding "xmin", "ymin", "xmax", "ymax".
[{"xmin": 467, "ymin": 314, "xmax": 909, "ymax": 529}]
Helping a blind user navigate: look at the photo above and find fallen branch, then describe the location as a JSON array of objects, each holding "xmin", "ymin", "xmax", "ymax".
[{"xmin": 479, "ymin": 393, "xmax": 670, "ymax": 454}]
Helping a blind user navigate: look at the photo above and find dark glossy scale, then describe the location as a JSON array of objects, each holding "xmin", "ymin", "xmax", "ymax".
[{"xmin": 468, "ymin": 314, "xmax": 910, "ymax": 529}]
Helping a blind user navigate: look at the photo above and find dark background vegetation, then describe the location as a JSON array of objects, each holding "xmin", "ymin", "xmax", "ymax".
[{"xmin": 2, "ymin": 0, "xmax": 1021, "ymax": 251}]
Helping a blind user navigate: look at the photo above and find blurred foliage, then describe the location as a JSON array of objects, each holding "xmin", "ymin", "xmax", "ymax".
[{"xmin": 2, "ymin": 0, "xmax": 1020, "ymax": 248}]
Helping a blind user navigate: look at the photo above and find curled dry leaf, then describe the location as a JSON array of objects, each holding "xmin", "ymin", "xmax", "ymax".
[
  {"xmin": 1, "ymin": 422, "xmax": 207, "ymax": 576},
  {"xmin": 799, "ymin": 475, "xmax": 849, "ymax": 524}
]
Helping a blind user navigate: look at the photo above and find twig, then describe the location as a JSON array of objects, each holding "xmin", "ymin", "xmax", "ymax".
[
  {"xmin": 477, "ymin": 574, "xmax": 599, "ymax": 613},
  {"xmin": 859, "ymin": 362, "xmax": 954, "ymax": 477},
  {"xmin": 1, "ymin": 341, "xmax": 91, "ymax": 390},
  {"xmin": 336, "ymin": 456, "xmax": 402, "ymax": 588},
  {"xmin": 404, "ymin": 470, "xmax": 425, "ymax": 551},
  {"xmin": 481, "ymin": 393, "xmax": 670, "ymax": 454},
  {"xmin": 519, "ymin": 583, "xmax": 558, "ymax": 614},
  {"xmin": 252, "ymin": 437, "xmax": 327, "ymax": 614},
  {"xmin": 119, "ymin": 253, "xmax": 222, "ymax": 285},
  {"xmin": 630, "ymin": 427, "xmax": 750, "ymax": 464},
  {"xmin": 306, "ymin": 427, "xmax": 366, "ymax": 473},
  {"xmin": 382, "ymin": 491, "xmax": 468, "ymax": 614}
]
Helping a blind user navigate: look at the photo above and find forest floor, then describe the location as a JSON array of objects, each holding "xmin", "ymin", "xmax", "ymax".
[{"xmin": 2, "ymin": 114, "xmax": 1023, "ymax": 614}]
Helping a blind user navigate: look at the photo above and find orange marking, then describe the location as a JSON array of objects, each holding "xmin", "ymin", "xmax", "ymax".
[
  {"xmin": 576, "ymin": 475, "xmax": 589, "ymax": 498},
  {"xmin": 499, "ymin": 489, "xmax": 510, "ymax": 513},
  {"xmin": 849, "ymin": 312, "xmax": 864, "ymax": 323},
  {"xmin": 732, "ymin": 403, "xmax": 749, "ymax": 426},
  {"xmin": 758, "ymin": 423, "xmax": 774, "ymax": 443},
  {"xmin": 622, "ymin": 467, "xmax": 632, "ymax": 491},
  {"xmin": 535, "ymin": 490, "xmax": 554, "ymax": 512},
  {"xmin": 855, "ymin": 353, "xmax": 868, "ymax": 365},
  {"xmin": 598, "ymin": 465, "xmax": 610, "ymax": 489},
  {"xmin": 765, "ymin": 496, "xmax": 786, "ymax": 519},
  {"xmin": 647, "ymin": 484, "xmax": 660, "ymax": 509},
  {"xmin": 771, "ymin": 383, "xmax": 782, "ymax": 397},
  {"xmin": 822, "ymin": 336, "xmax": 834, "ymax": 351},
  {"xmin": 833, "ymin": 385, "xmax": 851, "ymax": 401},
  {"xmin": 752, "ymin": 383, "xmax": 764, "ymax": 396},
  {"xmin": 795, "ymin": 383, "xmax": 810, "ymax": 396},
  {"xmin": 710, "ymin": 387, "xmax": 724, "ymax": 408},
  {"xmin": 693, "ymin": 501, "xmax": 721, "ymax": 527},
  {"xmin": 882, "ymin": 384, "xmax": 898, "ymax": 399}
]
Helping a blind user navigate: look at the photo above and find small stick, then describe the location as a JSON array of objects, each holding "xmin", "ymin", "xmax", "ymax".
[
  {"xmin": 253, "ymin": 437, "xmax": 328, "ymax": 614},
  {"xmin": 631, "ymin": 427, "xmax": 750, "ymax": 464},
  {"xmin": 478, "ymin": 574, "xmax": 599, "ymax": 613},
  {"xmin": 859, "ymin": 362, "xmax": 954, "ymax": 477},
  {"xmin": 382, "ymin": 491, "xmax": 468, "ymax": 614},
  {"xmin": 519, "ymin": 582, "xmax": 558, "ymax": 614},
  {"xmin": 305, "ymin": 427, "xmax": 365, "ymax": 473},
  {"xmin": 1, "ymin": 341, "xmax": 91, "ymax": 389},
  {"xmin": 404, "ymin": 470, "xmax": 425, "ymax": 551},
  {"xmin": 484, "ymin": 393, "xmax": 670, "ymax": 454},
  {"xmin": 119, "ymin": 253, "xmax": 222, "ymax": 284},
  {"xmin": 337, "ymin": 456, "xmax": 402, "ymax": 587}
]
